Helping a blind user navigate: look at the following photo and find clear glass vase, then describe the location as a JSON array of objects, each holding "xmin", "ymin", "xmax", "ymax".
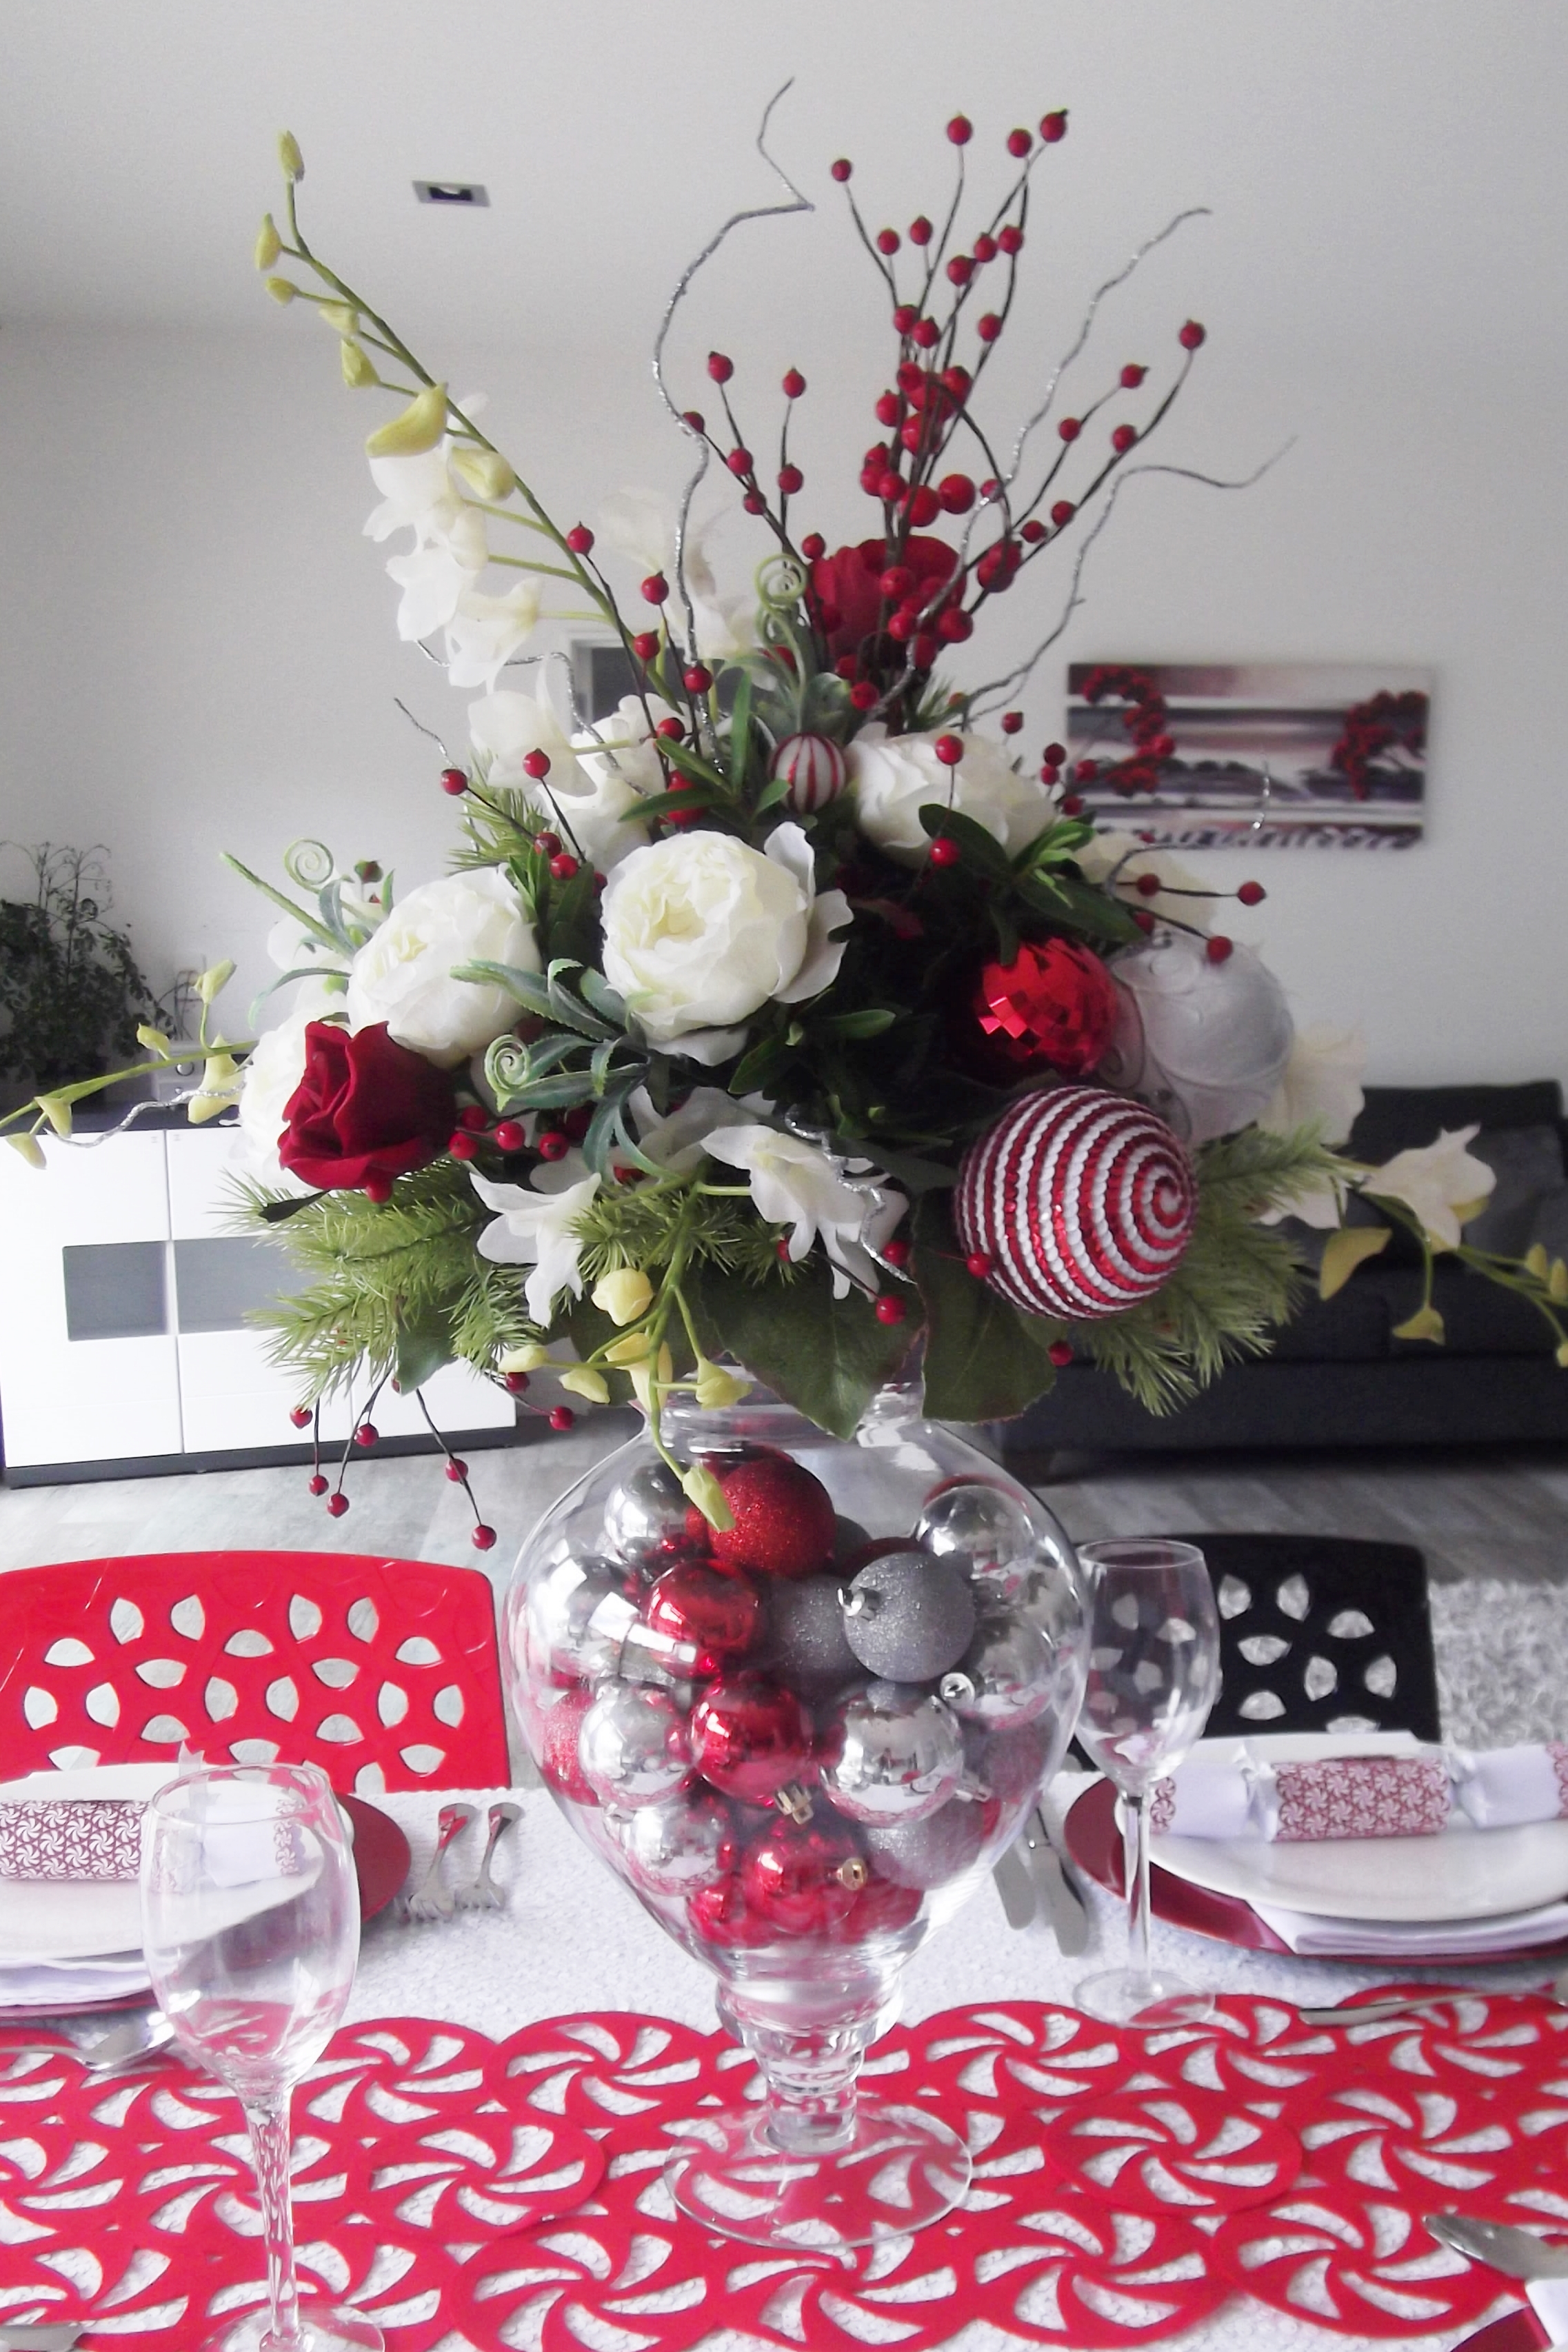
[{"xmin": 503, "ymin": 1377, "xmax": 1087, "ymax": 2249}]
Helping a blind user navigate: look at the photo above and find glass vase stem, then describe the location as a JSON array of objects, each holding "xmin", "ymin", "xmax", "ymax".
[
  {"xmin": 245, "ymin": 2089, "xmax": 304, "ymax": 2352},
  {"xmin": 1123, "ymin": 1788, "xmax": 1152, "ymax": 1984}
]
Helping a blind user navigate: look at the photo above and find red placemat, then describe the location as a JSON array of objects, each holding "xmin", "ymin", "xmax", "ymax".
[
  {"xmin": 1064, "ymin": 1772, "xmax": 1568, "ymax": 1967},
  {"xmin": 3, "ymin": 1992, "xmax": 1560, "ymax": 2349}
]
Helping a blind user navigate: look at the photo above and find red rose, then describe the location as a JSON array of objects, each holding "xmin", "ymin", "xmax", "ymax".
[
  {"xmin": 809, "ymin": 535, "xmax": 959, "ymax": 662},
  {"xmin": 972, "ymin": 939, "xmax": 1118, "ymax": 1076},
  {"xmin": 279, "ymin": 1023, "xmax": 459, "ymax": 1193}
]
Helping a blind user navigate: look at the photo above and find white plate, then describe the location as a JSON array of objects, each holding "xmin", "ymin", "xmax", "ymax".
[
  {"xmin": 1150, "ymin": 1732, "xmax": 1568, "ymax": 1924},
  {"xmin": 0, "ymin": 1762, "xmax": 178, "ymax": 1964}
]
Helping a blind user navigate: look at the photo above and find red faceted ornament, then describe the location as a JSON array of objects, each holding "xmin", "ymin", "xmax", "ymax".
[
  {"xmin": 973, "ymin": 938, "xmax": 1118, "ymax": 1076},
  {"xmin": 954, "ymin": 1084, "xmax": 1197, "ymax": 1320},
  {"xmin": 691, "ymin": 1453, "xmax": 838, "ymax": 1580},
  {"xmin": 642, "ymin": 1560, "xmax": 762, "ymax": 1670},
  {"xmin": 689, "ymin": 1677, "xmax": 814, "ymax": 1805},
  {"xmin": 740, "ymin": 1818, "xmax": 867, "ymax": 1937},
  {"xmin": 770, "ymin": 731, "xmax": 848, "ymax": 815},
  {"xmin": 539, "ymin": 1687, "xmax": 599, "ymax": 1807}
]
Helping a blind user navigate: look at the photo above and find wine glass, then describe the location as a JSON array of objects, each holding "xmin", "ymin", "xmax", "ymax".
[
  {"xmin": 1072, "ymin": 1538, "xmax": 1220, "ymax": 2024},
  {"xmin": 139, "ymin": 1762, "xmax": 380, "ymax": 2352}
]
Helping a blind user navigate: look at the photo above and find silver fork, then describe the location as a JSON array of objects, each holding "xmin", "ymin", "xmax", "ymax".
[
  {"xmin": 405, "ymin": 1802, "xmax": 476, "ymax": 1922},
  {"xmin": 455, "ymin": 1802, "xmax": 521, "ymax": 1911},
  {"xmin": 1301, "ymin": 1962, "xmax": 1568, "ymax": 2030}
]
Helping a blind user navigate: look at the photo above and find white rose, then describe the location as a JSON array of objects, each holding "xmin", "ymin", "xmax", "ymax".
[
  {"xmin": 470, "ymin": 692, "xmax": 651, "ymax": 873},
  {"xmin": 234, "ymin": 1007, "xmax": 323, "ymax": 1185},
  {"xmin": 848, "ymin": 727, "xmax": 1052, "ymax": 866},
  {"xmin": 346, "ymin": 870, "xmax": 538, "ymax": 1067},
  {"xmin": 599, "ymin": 823, "xmax": 850, "ymax": 1058}
]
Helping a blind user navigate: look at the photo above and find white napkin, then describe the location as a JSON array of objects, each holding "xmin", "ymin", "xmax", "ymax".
[
  {"xmin": 1156, "ymin": 1741, "xmax": 1568, "ymax": 1841},
  {"xmin": 1252, "ymin": 1894, "xmax": 1568, "ymax": 1958},
  {"xmin": 0, "ymin": 1953, "xmax": 152, "ymax": 2007},
  {"xmin": 0, "ymin": 1764, "xmax": 179, "ymax": 1967},
  {"xmin": 1529, "ymin": 2279, "xmax": 1568, "ymax": 2340}
]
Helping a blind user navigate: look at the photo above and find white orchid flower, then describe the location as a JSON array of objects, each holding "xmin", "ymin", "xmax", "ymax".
[
  {"xmin": 598, "ymin": 489, "xmax": 754, "ymax": 660},
  {"xmin": 1256, "ymin": 1025, "xmax": 1368, "ymax": 1229},
  {"xmin": 385, "ymin": 540, "xmax": 479, "ymax": 641},
  {"xmin": 627, "ymin": 1083, "xmax": 774, "ymax": 1176},
  {"xmin": 572, "ymin": 692, "xmax": 684, "ymax": 802},
  {"xmin": 444, "ymin": 581, "xmax": 543, "ymax": 692},
  {"xmin": 1358, "ymin": 1125, "xmax": 1496, "ymax": 1251},
  {"xmin": 470, "ymin": 691, "xmax": 652, "ymax": 872},
  {"xmin": 704, "ymin": 1126, "xmax": 907, "ymax": 1299},
  {"xmin": 471, "ymin": 1154, "xmax": 601, "ymax": 1325}
]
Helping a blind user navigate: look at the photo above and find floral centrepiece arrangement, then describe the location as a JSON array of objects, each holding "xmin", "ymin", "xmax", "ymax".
[{"xmin": 6, "ymin": 105, "xmax": 1567, "ymax": 1538}]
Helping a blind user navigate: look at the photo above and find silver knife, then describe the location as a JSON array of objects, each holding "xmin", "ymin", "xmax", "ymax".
[
  {"xmin": 1021, "ymin": 1807, "xmax": 1090, "ymax": 1954},
  {"xmin": 1426, "ymin": 2212, "xmax": 1568, "ymax": 2279},
  {"xmin": 992, "ymin": 1840, "xmax": 1036, "ymax": 1929}
]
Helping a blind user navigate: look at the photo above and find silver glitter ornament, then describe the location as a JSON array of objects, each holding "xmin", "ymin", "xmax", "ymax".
[
  {"xmin": 761, "ymin": 1572, "xmax": 863, "ymax": 1697},
  {"xmin": 528, "ymin": 1555, "xmax": 630, "ymax": 1685},
  {"xmin": 621, "ymin": 1790, "xmax": 737, "ymax": 1897},
  {"xmin": 862, "ymin": 1793, "xmax": 987, "ymax": 1889},
  {"xmin": 602, "ymin": 1461, "xmax": 698, "ymax": 1568},
  {"xmin": 841, "ymin": 1551, "xmax": 976, "ymax": 1683},
  {"xmin": 915, "ymin": 1482, "xmax": 1035, "ymax": 1590},
  {"xmin": 818, "ymin": 1680, "xmax": 965, "ymax": 1825},
  {"xmin": 965, "ymin": 1716, "xmax": 1054, "ymax": 1805},
  {"xmin": 938, "ymin": 1611, "xmax": 1057, "ymax": 1727},
  {"xmin": 578, "ymin": 1679, "xmax": 694, "ymax": 1809}
]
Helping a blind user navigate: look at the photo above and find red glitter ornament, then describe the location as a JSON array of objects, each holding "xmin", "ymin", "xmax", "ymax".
[
  {"xmin": 691, "ymin": 1452, "xmax": 837, "ymax": 1580},
  {"xmin": 689, "ymin": 1677, "xmax": 814, "ymax": 1805},
  {"xmin": 740, "ymin": 1818, "xmax": 866, "ymax": 1936},
  {"xmin": 973, "ymin": 938, "xmax": 1118, "ymax": 1075},
  {"xmin": 643, "ymin": 1560, "xmax": 762, "ymax": 1669},
  {"xmin": 540, "ymin": 1687, "xmax": 599, "ymax": 1806}
]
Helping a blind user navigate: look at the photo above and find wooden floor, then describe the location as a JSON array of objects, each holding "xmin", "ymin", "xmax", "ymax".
[{"xmin": 3, "ymin": 1421, "xmax": 1566, "ymax": 1589}]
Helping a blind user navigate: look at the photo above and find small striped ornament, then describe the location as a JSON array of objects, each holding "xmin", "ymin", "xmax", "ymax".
[
  {"xmin": 955, "ymin": 1084, "xmax": 1197, "ymax": 1320},
  {"xmin": 770, "ymin": 731, "xmax": 848, "ymax": 814}
]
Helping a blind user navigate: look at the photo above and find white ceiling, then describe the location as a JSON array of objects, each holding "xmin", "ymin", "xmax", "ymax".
[{"xmin": 2, "ymin": 0, "xmax": 1565, "ymax": 375}]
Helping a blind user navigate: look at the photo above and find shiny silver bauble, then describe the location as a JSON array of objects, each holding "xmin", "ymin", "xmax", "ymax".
[
  {"xmin": 577, "ymin": 1679, "xmax": 693, "ymax": 1809},
  {"xmin": 818, "ymin": 1680, "xmax": 965, "ymax": 1825}
]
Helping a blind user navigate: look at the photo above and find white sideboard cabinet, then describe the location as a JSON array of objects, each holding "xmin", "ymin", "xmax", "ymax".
[{"xmin": 0, "ymin": 1124, "xmax": 514, "ymax": 1481}]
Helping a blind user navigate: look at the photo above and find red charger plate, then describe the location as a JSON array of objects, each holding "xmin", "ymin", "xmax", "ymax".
[
  {"xmin": 1452, "ymin": 2315, "xmax": 1544, "ymax": 2352},
  {"xmin": 0, "ymin": 1791, "xmax": 410, "ymax": 2023},
  {"xmin": 1063, "ymin": 1776, "xmax": 1568, "ymax": 1970}
]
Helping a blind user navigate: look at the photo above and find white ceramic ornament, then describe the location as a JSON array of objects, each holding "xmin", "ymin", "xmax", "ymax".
[
  {"xmin": 954, "ymin": 1083, "xmax": 1197, "ymax": 1320},
  {"xmin": 818, "ymin": 1680, "xmax": 965, "ymax": 1825},
  {"xmin": 578, "ymin": 1680, "xmax": 694, "ymax": 1809},
  {"xmin": 770, "ymin": 730, "xmax": 848, "ymax": 814},
  {"xmin": 1100, "ymin": 929, "xmax": 1294, "ymax": 1144}
]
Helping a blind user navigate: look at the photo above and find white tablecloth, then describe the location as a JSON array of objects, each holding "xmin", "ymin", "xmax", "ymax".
[{"xmin": 314, "ymin": 1770, "xmax": 1542, "ymax": 2352}]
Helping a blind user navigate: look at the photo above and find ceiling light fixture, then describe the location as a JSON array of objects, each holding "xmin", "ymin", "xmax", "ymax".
[{"xmin": 414, "ymin": 181, "xmax": 489, "ymax": 207}]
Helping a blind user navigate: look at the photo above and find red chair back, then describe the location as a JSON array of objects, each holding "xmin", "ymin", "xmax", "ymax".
[{"xmin": 0, "ymin": 1551, "xmax": 510, "ymax": 1793}]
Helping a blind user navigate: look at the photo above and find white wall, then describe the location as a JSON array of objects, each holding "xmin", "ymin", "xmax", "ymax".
[{"xmin": 2, "ymin": 6, "xmax": 1567, "ymax": 1088}]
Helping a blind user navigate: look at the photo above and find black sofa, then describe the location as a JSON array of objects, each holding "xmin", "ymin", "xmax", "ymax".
[{"xmin": 998, "ymin": 1080, "xmax": 1568, "ymax": 1463}]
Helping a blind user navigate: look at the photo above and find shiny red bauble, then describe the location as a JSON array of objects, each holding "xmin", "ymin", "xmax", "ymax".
[
  {"xmin": 973, "ymin": 937, "xmax": 1118, "ymax": 1076},
  {"xmin": 833, "ymin": 1870, "xmax": 923, "ymax": 1941},
  {"xmin": 740, "ymin": 1819, "xmax": 865, "ymax": 1936},
  {"xmin": 642, "ymin": 1559, "xmax": 761, "ymax": 1671},
  {"xmin": 690, "ymin": 1453, "xmax": 838, "ymax": 1581},
  {"xmin": 688, "ymin": 1676, "xmax": 814, "ymax": 1805},
  {"xmin": 539, "ymin": 1687, "xmax": 598, "ymax": 1806},
  {"xmin": 687, "ymin": 1874, "xmax": 770, "ymax": 1949}
]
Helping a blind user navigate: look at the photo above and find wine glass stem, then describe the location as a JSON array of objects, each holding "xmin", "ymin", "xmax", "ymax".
[
  {"xmin": 244, "ymin": 2090, "xmax": 305, "ymax": 2351},
  {"xmin": 1123, "ymin": 1787, "xmax": 1152, "ymax": 1983}
]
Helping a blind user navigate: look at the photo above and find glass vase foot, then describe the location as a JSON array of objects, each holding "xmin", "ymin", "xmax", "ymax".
[
  {"xmin": 216, "ymin": 2309, "xmax": 385, "ymax": 2352},
  {"xmin": 1074, "ymin": 1964, "xmax": 1214, "ymax": 2027},
  {"xmin": 665, "ymin": 2098, "xmax": 972, "ymax": 2248}
]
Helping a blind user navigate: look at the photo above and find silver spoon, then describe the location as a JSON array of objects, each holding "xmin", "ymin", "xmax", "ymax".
[
  {"xmin": 1426, "ymin": 2211, "xmax": 1568, "ymax": 2280},
  {"xmin": 81, "ymin": 2007, "xmax": 177, "ymax": 2073}
]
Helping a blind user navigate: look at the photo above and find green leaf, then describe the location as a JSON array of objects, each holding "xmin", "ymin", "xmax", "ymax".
[
  {"xmin": 816, "ymin": 1008, "xmax": 897, "ymax": 1041},
  {"xmin": 730, "ymin": 670, "xmax": 753, "ymax": 796},
  {"xmin": 510, "ymin": 1073, "xmax": 596, "ymax": 1109},
  {"xmin": 394, "ymin": 1309, "xmax": 455, "ymax": 1392},
  {"xmin": 1015, "ymin": 875, "xmax": 1143, "ymax": 945},
  {"xmin": 686, "ymin": 1260, "xmax": 917, "ymax": 1440},
  {"xmin": 912, "ymin": 1195, "xmax": 1060, "ymax": 1421},
  {"xmin": 729, "ymin": 1036, "xmax": 788, "ymax": 1096},
  {"xmin": 453, "ymin": 960, "xmax": 556, "ymax": 1020},
  {"xmin": 753, "ymin": 771, "xmax": 792, "ymax": 814},
  {"xmin": 916, "ymin": 805, "xmax": 1014, "ymax": 881},
  {"xmin": 221, "ymin": 854, "xmax": 343, "ymax": 952},
  {"xmin": 656, "ymin": 737, "xmax": 732, "ymax": 793},
  {"xmin": 579, "ymin": 969, "xmax": 628, "ymax": 1027},
  {"xmin": 583, "ymin": 1072, "xmax": 639, "ymax": 1176}
]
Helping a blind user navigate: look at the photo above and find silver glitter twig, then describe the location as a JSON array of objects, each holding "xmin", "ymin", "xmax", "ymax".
[
  {"xmin": 652, "ymin": 82, "xmax": 814, "ymax": 662},
  {"xmin": 965, "ymin": 444, "xmax": 1294, "ymax": 718}
]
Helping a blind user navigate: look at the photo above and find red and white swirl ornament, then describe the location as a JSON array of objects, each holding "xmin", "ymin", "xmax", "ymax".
[
  {"xmin": 955, "ymin": 1083, "xmax": 1196, "ymax": 1320},
  {"xmin": 770, "ymin": 731, "xmax": 847, "ymax": 814}
]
